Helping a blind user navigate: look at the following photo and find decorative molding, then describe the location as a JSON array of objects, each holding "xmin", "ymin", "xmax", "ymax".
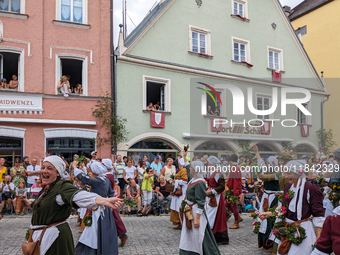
[
  {"xmin": 48, "ymin": 46, "xmax": 94, "ymax": 64},
  {"xmin": 0, "ymin": 117, "xmax": 96, "ymax": 125},
  {"xmin": 1, "ymin": 39, "xmax": 31, "ymax": 56},
  {"xmin": 183, "ymin": 133, "xmax": 294, "ymax": 142},
  {"xmin": 195, "ymin": 0, "xmax": 202, "ymax": 7},
  {"xmin": 53, "ymin": 20, "xmax": 90, "ymax": 30},
  {"xmin": 44, "ymin": 128, "xmax": 97, "ymax": 139},
  {"xmin": 0, "ymin": 125, "xmax": 26, "ymax": 138},
  {"xmin": 118, "ymin": 55, "xmax": 327, "ymax": 96},
  {"xmin": 118, "ymin": 132, "xmax": 183, "ymax": 151}
]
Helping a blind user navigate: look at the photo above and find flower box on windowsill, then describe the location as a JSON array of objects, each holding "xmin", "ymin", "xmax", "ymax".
[
  {"xmin": 143, "ymin": 110, "xmax": 171, "ymax": 115},
  {"xmin": 231, "ymin": 60, "xmax": 253, "ymax": 68},
  {"xmin": 230, "ymin": 14, "xmax": 250, "ymax": 22},
  {"xmin": 267, "ymin": 68, "xmax": 285, "ymax": 73},
  {"xmin": 188, "ymin": 51, "xmax": 213, "ymax": 59},
  {"xmin": 53, "ymin": 20, "xmax": 90, "ymax": 29},
  {"xmin": 0, "ymin": 11, "xmax": 28, "ymax": 19}
]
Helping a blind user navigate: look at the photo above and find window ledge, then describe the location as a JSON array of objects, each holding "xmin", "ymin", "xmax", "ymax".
[
  {"xmin": 0, "ymin": 88, "xmax": 20, "ymax": 92},
  {"xmin": 143, "ymin": 110, "xmax": 171, "ymax": 115},
  {"xmin": 230, "ymin": 14, "xmax": 250, "ymax": 22},
  {"xmin": 188, "ymin": 51, "xmax": 213, "ymax": 59},
  {"xmin": 56, "ymin": 93, "xmax": 87, "ymax": 97},
  {"xmin": 231, "ymin": 60, "xmax": 253, "ymax": 68},
  {"xmin": 0, "ymin": 11, "xmax": 28, "ymax": 19},
  {"xmin": 204, "ymin": 115, "xmax": 226, "ymax": 119},
  {"xmin": 297, "ymin": 123, "xmax": 311, "ymax": 126},
  {"xmin": 53, "ymin": 20, "xmax": 90, "ymax": 29},
  {"xmin": 267, "ymin": 68, "xmax": 286, "ymax": 73}
]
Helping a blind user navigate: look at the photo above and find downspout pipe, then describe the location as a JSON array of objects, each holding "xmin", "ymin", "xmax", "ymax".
[
  {"xmin": 110, "ymin": 0, "xmax": 116, "ymax": 155},
  {"xmin": 321, "ymin": 94, "xmax": 330, "ymax": 148}
]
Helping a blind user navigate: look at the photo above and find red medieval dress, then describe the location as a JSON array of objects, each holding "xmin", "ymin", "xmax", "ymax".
[
  {"xmin": 206, "ymin": 171, "xmax": 229, "ymax": 244},
  {"xmin": 105, "ymin": 172, "xmax": 127, "ymax": 237}
]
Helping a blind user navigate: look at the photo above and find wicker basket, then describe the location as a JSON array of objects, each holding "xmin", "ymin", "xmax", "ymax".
[{"xmin": 165, "ymin": 185, "xmax": 174, "ymax": 193}]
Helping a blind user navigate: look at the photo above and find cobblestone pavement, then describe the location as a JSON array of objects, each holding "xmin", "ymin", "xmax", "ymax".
[{"xmin": 0, "ymin": 213, "xmax": 266, "ymax": 255}]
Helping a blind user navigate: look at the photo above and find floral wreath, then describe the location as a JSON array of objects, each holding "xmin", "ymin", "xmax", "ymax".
[
  {"xmin": 83, "ymin": 215, "xmax": 92, "ymax": 227},
  {"xmin": 225, "ymin": 189, "xmax": 238, "ymax": 204},
  {"xmin": 286, "ymin": 225, "xmax": 306, "ymax": 245}
]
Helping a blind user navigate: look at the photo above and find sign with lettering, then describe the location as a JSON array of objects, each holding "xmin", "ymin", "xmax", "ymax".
[{"xmin": 0, "ymin": 94, "xmax": 43, "ymax": 114}]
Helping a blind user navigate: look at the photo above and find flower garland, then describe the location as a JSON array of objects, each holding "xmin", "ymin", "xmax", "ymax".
[
  {"xmin": 25, "ymin": 228, "xmax": 30, "ymax": 241},
  {"xmin": 83, "ymin": 209, "xmax": 93, "ymax": 227},
  {"xmin": 328, "ymin": 184, "xmax": 340, "ymax": 208},
  {"xmin": 180, "ymin": 200, "xmax": 186, "ymax": 214},
  {"xmin": 225, "ymin": 189, "xmax": 238, "ymax": 204},
  {"xmin": 286, "ymin": 225, "xmax": 306, "ymax": 245},
  {"xmin": 253, "ymin": 221, "xmax": 261, "ymax": 234}
]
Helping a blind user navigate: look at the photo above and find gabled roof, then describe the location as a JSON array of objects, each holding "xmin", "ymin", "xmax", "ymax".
[
  {"xmin": 289, "ymin": 0, "xmax": 333, "ymax": 21},
  {"xmin": 124, "ymin": 0, "xmax": 172, "ymax": 48}
]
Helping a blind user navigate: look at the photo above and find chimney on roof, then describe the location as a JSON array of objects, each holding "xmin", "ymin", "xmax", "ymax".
[
  {"xmin": 117, "ymin": 24, "xmax": 127, "ymax": 56},
  {"xmin": 283, "ymin": 6, "xmax": 291, "ymax": 16}
]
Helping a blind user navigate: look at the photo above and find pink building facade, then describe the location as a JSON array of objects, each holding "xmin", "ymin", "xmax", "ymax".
[{"xmin": 0, "ymin": 0, "xmax": 112, "ymax": 165}]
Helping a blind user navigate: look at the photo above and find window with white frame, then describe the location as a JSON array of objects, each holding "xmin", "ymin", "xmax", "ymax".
[
  {"xmin": 56, "ymin": 55, "xmax": 87, "ymax": 95},
  {"xmin": 192, "ymin": 31, "xmax": 207, "ymax": 54},
  {"xmin": 297, "ymin": 103, "xmax": 309, "ymax": 124},
  {"xmin": 143, "ymin": 76, "xmax": 171, "ymax": 112},
  {"xmin": 189, "ymin": 26, "xmax": 211, "ymax": 55},
  {"xmin": 269, "ymin": 50, "xmax": 280, "ymax": 70},
  {"xmin": 233, "ymin": 1, "xmax": 244, "ymax": 16},
  {"xmin": 268, "ymin": 47, "xmax": 283, "ymax": 71},
  {"xmin": 234, "ymin": 42, "xmax": 247, "ymax": 62},
  {"xmin": 0, "ymin": 52, "xmax": 20, "ymax": 90},
  {"xmin": 60, "ymin": 0, "xmax": 84, "ymax": 23},
  {"xmin": 0, "ymin": 0, "xmax": 21, "ymax": 13},
  {"xmin": 257, "ymin": 95, "xmax": 271, "ymax": 119}
]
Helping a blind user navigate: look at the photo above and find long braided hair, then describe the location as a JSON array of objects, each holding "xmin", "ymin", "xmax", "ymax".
[{"xmin": 33, "ymin": 175, "xmax": 62, "ymax": 212}]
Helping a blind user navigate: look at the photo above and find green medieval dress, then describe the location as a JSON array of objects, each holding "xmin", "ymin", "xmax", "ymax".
[
  {"xmin": 31, "ymin": 179, "xmax": 80, "ymax": 255},
  {"xmin": 179, "ymin": 178, "xmax": 221, "ymax": 255}
]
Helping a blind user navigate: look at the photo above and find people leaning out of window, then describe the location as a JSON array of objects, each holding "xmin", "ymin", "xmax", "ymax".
[
  {"xmin": 147, "ymin": 102, "xmax": 162, "ymax": 111},
  {"xmin": 71, "ymin": 83, "xmax": 83, "ymax": 94},
  {"xmin": 206, "ymin": 105, "xmax": 220, "ymax": 116},
  {"xmin": 57, "ymin": 75, "xmax": 71, "ymax": 97},
  {"xmin": 0, "ymin": 75, "xmax": 20, "ymax": 90}
]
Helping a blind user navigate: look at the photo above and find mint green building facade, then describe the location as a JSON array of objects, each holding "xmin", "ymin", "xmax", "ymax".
[{"xmin": 115, "ymin": 0, "xmax": 327, "ymax": 159}]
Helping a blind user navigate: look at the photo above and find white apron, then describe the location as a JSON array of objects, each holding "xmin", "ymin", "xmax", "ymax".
[
  {"xmin": 31, "ymin": 221, "xmax": 68, "ymax": 255},
  {"xmin": 78, "ymin": 207, "xmax": 103, "ymax": 249},
  {"xmin": 170, "ymin": 180, "xmax": 187, "ymax": 212},
  {"xmin": 179, "ymin": 203, "xmax": 207, "ymax": 255},
  {"xmin": 79, "ymin": 208, "xmax": 87, "ymax": 219},
  {"xmin": 268, "ymin": 200, "xmax": 282, "ymax": 243},
  {"xmin": 276, "ymin": 219, "xmax": 316, "ymax": 255},
  {"xmin": 205, "ymin": 193, "xmax": 221, "ymax": 229},
  {"xmin": 258, "ymin": 190, "xmax": 280, "ymax": 234}
]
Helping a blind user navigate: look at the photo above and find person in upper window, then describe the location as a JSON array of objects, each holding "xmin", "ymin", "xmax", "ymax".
[
  {"xmin": 9, "ymin": 74, "xmax": 19, "ymax": 89},
  {"xmin": 0, "ymin": 78, "xmax": 9, "ymax": 89},
  {"xmin": 154, "ymin": 102, "xmax": 161, "ymax": 111},
  {"xmin": 57, "ymin": 75, "xmax": 71, "ymax": 97},
  {"xmin": 147, "ymin": 102, "xmax": 155, "ymax": 111},
  {"xmin": 214, "ymin": 107, "xmax": 220, "ymax": 116},
  {"xmin": 74, "ymin": 83, "xmax": 83, "ymax": 94},
  {"xmin": 207, "ymin": 105, "xmax": 214, "ymax": 115}
]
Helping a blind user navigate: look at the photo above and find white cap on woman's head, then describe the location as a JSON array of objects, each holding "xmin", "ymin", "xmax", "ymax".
[
  {"xmin": 207, "ymin": 156, "xmax": 220, "ymax": 166},
  {"xmin": 179, "ymin": 158, "xmax": 185, "ymax": 167},
  {"xmin": 91, "ymin": 161, "xmax": 107, "ymax": 176},
  {"xmin": 285, "ymin": 160, "xmax": 306, "ymax": 176},
  {"xmin": 191, "ymin": 161, "xmax": 205, "ymax": 179},
  {"xmin": 102, "ymin": 158, "xmax": 113, "ymax": 170},
  {"xmin": 43, "ymin": 156, "xmax": 66, "ymax": 176}
]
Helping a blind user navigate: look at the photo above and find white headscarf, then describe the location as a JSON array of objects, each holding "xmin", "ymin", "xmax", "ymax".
[
  {"xmin": 102, "ymin": 158, "xmax": 113, "ymax": 170},
  {"xmin": 207, "ymin": 156, "xmax": 220, "ymax": 166},
  {"xmin": 191, "ymin": 161, "xmax": 205, "ymax": 179},
  {"xmin": 285, "ymin": 160, "xmax": 306, "ymax": 220},
  {"xmin": 179, "ymin": 158, "xmax": 185, "ymax": 167},
  {"xmin": 268, "ymin": 156, "xmax": 278, "ymax": 167},
  {"xmin": 43, "ymin": 156, "xmax": 66, "ymax": 176},
  {"xmin": 91, "ymin": 161, "xmax": 107, "ymax": 177}
]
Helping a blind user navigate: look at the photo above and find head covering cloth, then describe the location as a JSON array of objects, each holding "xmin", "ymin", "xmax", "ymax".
[
  {"xmin": 102, "ymin": 158, "xmax": 113, "ymax": 170},
  {"xmin": 43, "ymin": 156, "xmax": 66, "ymax": 176},
  {"xmin": 191, "ymin": 161, "xmax": 205, "ymax": 179}
]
